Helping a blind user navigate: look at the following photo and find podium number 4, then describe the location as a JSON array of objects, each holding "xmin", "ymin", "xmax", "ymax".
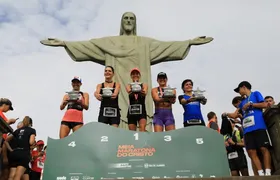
[{"xmin": 68, "ymin": 141, "xmax": 76, "ymax": 147}]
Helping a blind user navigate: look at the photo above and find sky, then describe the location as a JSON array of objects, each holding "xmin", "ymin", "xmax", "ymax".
[{"xmin": 1, "ymin": 0, "xmax": 280, "ymax": 176}]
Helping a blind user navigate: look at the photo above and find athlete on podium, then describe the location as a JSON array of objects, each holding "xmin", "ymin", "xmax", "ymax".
[
  {"xmin": 151, "ymin": 72, "xmax": 176, "ymax": 132},
  {"xmin": 126, "ymin": 68, "xmax": 148, "ymax": 132},
  {"xmin": 178, "ymin": 79, "xmax": 207, "ymax": 127},
  {"xmin": 95, "ymin": 66, "xmax": 121, "ymax": 127},
  {"xmin": 59, "ymin": 77, "xmax": 89, "ymax": 139}
]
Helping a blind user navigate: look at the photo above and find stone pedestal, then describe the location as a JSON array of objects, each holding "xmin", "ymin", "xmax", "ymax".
[{"xmin": 263, "ymin": 103, "xmax": 280, "ymax": 175}]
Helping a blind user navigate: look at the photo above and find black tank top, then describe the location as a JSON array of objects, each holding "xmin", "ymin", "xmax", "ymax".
[
  {"xmin": 67, "ymin": 91, "xmax": 84, "ymax": 111},
  {"xmin": 129, "ymin": 83, "xmax": 146, "ymax": 107},
  {"xmin": 100, "ymin": 82, "xmax": 119, "ymax": 108}
]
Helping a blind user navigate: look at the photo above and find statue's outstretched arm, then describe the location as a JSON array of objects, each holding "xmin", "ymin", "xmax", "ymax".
[
  {"xmin": 189, "ymin": 36, "xmax": 214, "ymax": 46},
  {"xmin": 40, "ymin": 38, "xmax": 65, "ymax": 47}
]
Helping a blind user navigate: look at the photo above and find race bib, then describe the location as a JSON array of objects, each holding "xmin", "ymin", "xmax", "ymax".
[
  {"xmin": 243, "ymin": 115, "xmax": 255, "ymax": 128},
  {"xmin": 37, "ymin": 161, "xmax": 44, "ymax": 168},
  {"xmin": 129, "ymin": 104, "xmax": 142, "ymax": 115},
  {"xmin": 228, "ymin": 152, "xmax": 238, "ymax": 160},
  {"xmin": 103, "ymin": 107, "xmax": 117, "ymax": 117},
  {"xmin": 187, "ymin": 119, "xmax": 202, "ymax": 124}
]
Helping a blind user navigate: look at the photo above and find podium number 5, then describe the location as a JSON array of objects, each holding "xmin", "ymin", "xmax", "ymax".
[{"xmin": 164, "ymin": 135, "xmax": 172, "ymax": 142}]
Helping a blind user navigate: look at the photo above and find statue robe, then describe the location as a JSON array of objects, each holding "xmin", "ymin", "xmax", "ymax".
[{"xmin": 64, "ymin": 36, "xmax": 191, "ymax": 131}]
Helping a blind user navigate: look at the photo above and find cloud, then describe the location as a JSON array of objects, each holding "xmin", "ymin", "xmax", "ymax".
[{"xmin": 1, "ymin": 0, "xmax": 280, "ymax": 176}]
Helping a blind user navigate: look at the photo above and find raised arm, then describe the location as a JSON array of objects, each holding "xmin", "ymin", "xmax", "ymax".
[
  {"xmin": 94, "ymin": 84, "xmax": 102, "ymax": 101},
  {"xmin": 141, "ymin": 83, "xmax": 148, "ymax": 96},
  {"xmin": 82, "ymin": 92, "xmax": 89, "ymax": 110},
  {"xmin": 112, "ymin": 83, "xmax": 121, "ymax": 99},
  {"xmin": 60, "ymin": 94, "xmax": 69, "ymax": 110},
  {"xmin": 126, "ymin": 84, "xmax": 132, "ymax": 94},
  {"xmin": 169, "ymin": 89, "xmax": 176, "ymax": 104},
  {"xmin": 178, "ymin": 95, "xmax": 196, "ymax": 105},
  {"xmin": 225, "ymin": 109, "xmax": 240, "ymax": 119},
  {"xmin": 151, "ymin": 88, "xmax": 163, "ymax": 103}
]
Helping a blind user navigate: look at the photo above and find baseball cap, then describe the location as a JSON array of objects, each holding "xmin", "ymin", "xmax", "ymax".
[
  {"xmin": 71, "ymin": 76, "xmax": 82, "ymax": 83},
  {"xmin": 37, "ymin": 140, "xmax": 44, "ymax": 146},
  {"xmin": 234, "ymin": 81, "xmax": 251, "ymax": 93},
  {"xmin": 0, "ymin": 98, "xmax": 14, "ymax": 111},
  {"xmin": 157, "ymin": 72, "xmax": 167, "ymax": 79},
  {"xmin": 130, "ymin": 68, "xmax": 141, "ymax": 74}
]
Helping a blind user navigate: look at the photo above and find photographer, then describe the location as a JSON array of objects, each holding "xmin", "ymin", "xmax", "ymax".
[
  {"xmin": 30, "ymin": 140, "xmax": 45, "ymax": 180},
  {"xmin": 60, "ymin": 77, "xmax": 89, "ymax": 139},
  {"xmin": 5, "ymin": 116, "xmax": 36, "ymax": 180},
  {"xmin": 0, "ymin": 98, "xmax": 17, "ymax": 180}
]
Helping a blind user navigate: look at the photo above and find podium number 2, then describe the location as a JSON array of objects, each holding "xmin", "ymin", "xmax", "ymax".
[
  {"xmin": 101, "ymin": 136, "xmax": 108, "ymax": 142},
  {"xmin": 68, "ymin": 141, "xmax": 76, "ymax": 147},
  {"xmin": 164, "ymin": 135, "xmax": 172, "ymax": 142}
]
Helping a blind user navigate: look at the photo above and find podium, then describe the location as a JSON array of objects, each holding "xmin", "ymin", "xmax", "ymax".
[
  {"xmin": 263, "ymin": 103, "xmax": 280, "ymax": 175},
  {"xmin": 42, "ymin": 122, "xmax": 230, "ymax": 179}
]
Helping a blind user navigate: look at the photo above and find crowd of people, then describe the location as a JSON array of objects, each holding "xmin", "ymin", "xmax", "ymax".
[
  {"xmin": 0, "ymin": 65, "xmax": 277, "ymax": 178},
  {"xmin": 0, "ymin": 101, "xmax": 46, "ymax": 180}
]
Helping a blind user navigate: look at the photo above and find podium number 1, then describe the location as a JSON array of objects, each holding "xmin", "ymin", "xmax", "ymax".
[{"xmin": 134, "ymin": 133, "xmax": 139, "ymax": 140}]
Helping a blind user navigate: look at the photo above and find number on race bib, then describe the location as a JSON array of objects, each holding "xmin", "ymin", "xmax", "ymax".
[
  {"xmin": 164, "ymin": 135, "xmax": 172, "ymax": 141},
  {"xmin": 68, "ymin": 141, "xmax": 76, "ymax": 147},
  {"xmin": 101, "ymin": 136, "xmax": 108, "ymax": 142},
  {"xmin": 134, "ymin": 133, "xmax": 139, "ymax": 140}
]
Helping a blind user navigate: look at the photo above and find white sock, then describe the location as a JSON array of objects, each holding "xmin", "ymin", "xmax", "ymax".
[
  {"xmin": 265, "ymin": 169, "xmax": 271, "ymax": 176},
  {"xmin": 258, "ymin": 170, "xmax": 265, "ymax": 176}
]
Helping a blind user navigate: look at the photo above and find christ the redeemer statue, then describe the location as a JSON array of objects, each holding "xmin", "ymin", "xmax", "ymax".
[{"xmin": 40, "ymin": 12, "xmax": 213, "ymax": 132}]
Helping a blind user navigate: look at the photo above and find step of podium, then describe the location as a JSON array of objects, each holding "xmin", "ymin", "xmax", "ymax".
[{"xmin": 43, "ymin": 122, "xmax": 231, "ymax": 180}]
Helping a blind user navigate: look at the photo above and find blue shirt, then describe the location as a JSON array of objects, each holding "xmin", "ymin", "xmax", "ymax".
[
  {"xmin": 178, "ymin": 95, "xmax": 204, "ymax": 122},
  {"xmin": 238, "ymin": 91, "xmax": 267, "ymax": 134}
]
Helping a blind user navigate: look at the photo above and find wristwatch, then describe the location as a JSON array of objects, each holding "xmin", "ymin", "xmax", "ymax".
[{"xmin": 249, "ymin": 101, "xmax": 253, "ymax": 107}]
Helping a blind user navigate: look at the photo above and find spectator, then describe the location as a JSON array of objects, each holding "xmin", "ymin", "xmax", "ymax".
[
  {"xmin": 224, "ymin": 119, "xmax": 249, "ymax": 176},
  {"xmin": 226, "ymin": 81, "xmax": 271, "ymax": 176},
  {"xmin": 5, "ymin": 116, "xmax": 36, "ymax": 180},
  {"xmin": 264, "ymin": 96, "xmax": 275, "ymax": 107},
  {"xmin": 229, "ymin": 96, "xmax": 264, "ymax": 176},
  {"xmin": 178, "ymin": 79, "xmax": 207, "ymax": 127},
  {"xmin": 0, "ymin": 98, "xmax": 17, "ymax": 180},
  {"xmin": 0, "ymin": 98, "xmax": 17, "ymax": 125},
  {"xmin": 207, "ymin": 112, "xmax": 220, "ymax": 132},
  {"xmin": 30, "ymin": 140, "xmax": 45, "ymax": 180}
]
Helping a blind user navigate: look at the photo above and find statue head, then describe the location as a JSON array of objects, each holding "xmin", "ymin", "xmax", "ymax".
[{"xmin": 120, "ymin": 12, "xmax": 137, "ymax": 36}]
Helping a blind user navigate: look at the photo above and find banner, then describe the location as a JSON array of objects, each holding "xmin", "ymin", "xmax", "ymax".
[{"xmin": 43, "ymin": 122, "xmax": 230, "ymax": 180}]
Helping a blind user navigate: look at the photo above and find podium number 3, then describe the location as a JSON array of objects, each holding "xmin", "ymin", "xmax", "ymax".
[
  {"xmin": 68, "ymin": 141, "xmax": 76, "ymax": 147},
  {"xmin": 164, "ymin": 135, "xmax": 172, "ymax": 142}
]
